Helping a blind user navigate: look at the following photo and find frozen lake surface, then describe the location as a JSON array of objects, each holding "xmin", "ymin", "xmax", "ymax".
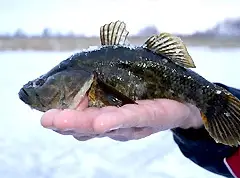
[{"xmin": 0, "ymin": 47, "xmax": 240, "ymax": 178}]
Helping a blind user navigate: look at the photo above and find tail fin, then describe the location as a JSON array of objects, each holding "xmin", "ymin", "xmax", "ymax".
[{"xmin": 203, "ymin": 88, "xmax": 240, "ymax": 146}]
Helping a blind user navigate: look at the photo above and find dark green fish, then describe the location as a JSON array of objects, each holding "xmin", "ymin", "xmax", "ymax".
[{"xmin": 18, "ymin": 21, "xmax": 240, "ymax": 146}]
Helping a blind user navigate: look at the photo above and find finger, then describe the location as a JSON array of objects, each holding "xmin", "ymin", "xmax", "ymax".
[
  {"xmin": 104, "ymin": 127, "xmax": 156, "ymax": 141},
  {"xmin": 51, "ymin": 109, "xmax": 97, "ymax": 132},
  {"xmin": 50, "ymin": 106, "xmax": 118, "ymax": 133},
  {"xmin": 41, "ymin": 105, "xmax": 118, "ymax": 136},
  {"xmin": 73, "ymin": 135, "xmax": 95, "ymax": 141},
  {"xmin": 131, "ymin": 127, "xmax": 158, "ymax": 139},
  {"xmin": 93, "ymin": 99, "xmax": 191, "ymax": 133},
  {"xmin": 93, "ymin": 104, "xmax": 141, "ymax": 133},
  {"xmin": 84, "ymin": 106, "xmax": 117, "ymax": 113},
  {"xmin": 41, "ymin": 109, "xmax": 62, "ymax": 128},
  {"xmin": 72, "ymin": 106, "xmax": 118, "ymax": 133},
  {"xmin": 105, "ymin": 128, "xmax": 135, "ymax": 141},
  {"xmin": 181, "ymin": 103, "xmax": 203, "ymax": 128}
]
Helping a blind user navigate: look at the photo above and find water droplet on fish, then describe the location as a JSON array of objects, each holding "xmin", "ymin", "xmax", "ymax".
[
  {"xmin": 162, "ymin": 59, "xmax": 168, "ymax": 63},
  {"xmin": 175, "ymin": 49, "xmax": 181, "ymax": 54},
  {"xmin": 224, "ymin": 112, "xmax": 230, "ymax": 117}
]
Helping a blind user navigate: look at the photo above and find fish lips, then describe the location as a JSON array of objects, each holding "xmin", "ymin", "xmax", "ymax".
[
  {"xmin": 18, "ymin": 85, "xmax": 43, "ymax": 109},
  {"xmin": 18, "ymin": 87, "xmax": 31, "ymax": 105}
]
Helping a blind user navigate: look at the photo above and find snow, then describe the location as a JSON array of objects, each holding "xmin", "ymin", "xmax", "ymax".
[{"xmin": 0, "ymin": 47, "xmax": 240, "ymax": 178}]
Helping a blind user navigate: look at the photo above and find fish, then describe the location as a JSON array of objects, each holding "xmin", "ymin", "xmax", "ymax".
[{"xmin": 18, "ymin": 20, "xmax": 240, "ymax": 147}]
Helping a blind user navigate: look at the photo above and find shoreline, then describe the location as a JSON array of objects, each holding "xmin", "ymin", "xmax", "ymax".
[{"xmin": 0, "ymin": 36, "xmax": 240, "ymax": 51}]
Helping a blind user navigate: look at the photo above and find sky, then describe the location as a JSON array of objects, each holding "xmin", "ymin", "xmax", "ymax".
[{"xmin": 1, "ymin": 0, "xmax": 240, "ymax": 36}]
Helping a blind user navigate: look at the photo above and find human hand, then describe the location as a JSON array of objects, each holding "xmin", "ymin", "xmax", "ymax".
[{"xmin": 41, "ymin": 96, "xmax": 203, "ymax": 141}]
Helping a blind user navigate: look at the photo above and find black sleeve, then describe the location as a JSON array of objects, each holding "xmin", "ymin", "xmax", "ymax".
[{"xmin": 171, "ymin": 83, "xmax": 240, "ymax": 178}]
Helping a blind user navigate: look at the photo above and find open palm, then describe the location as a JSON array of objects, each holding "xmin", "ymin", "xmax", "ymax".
[{"xmin": 41, "ymin": 97, "xmax": 203, "ymax": 141}]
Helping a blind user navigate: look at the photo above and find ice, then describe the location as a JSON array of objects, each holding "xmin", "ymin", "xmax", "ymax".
[{"xmin": 0, "ymin": 47, "xmax": 239, "ymax": 178}]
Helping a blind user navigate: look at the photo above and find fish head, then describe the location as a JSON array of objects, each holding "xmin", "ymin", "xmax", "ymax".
[{"xmin": 18, "ymin": 66, "xmax": 94, "ymax": 112}]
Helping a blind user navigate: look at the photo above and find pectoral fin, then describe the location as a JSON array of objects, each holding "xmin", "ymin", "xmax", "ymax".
[
  {"xmin": 96, "ymin": 77, "xmax": 137, "ymax": 107},
  {"xmin": 143, "ymin": 33, "xmax": 196, "ymax": 68},
  {"xmin": 88, "ymin": 72, "xmax": 136, "ymax": 107},
  {"xmin": 100, "ymin": 20, "xmax": 129, "ymax": 46}
]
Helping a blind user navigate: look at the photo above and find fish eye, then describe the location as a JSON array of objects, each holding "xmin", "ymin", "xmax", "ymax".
[{"xmin": 35, "ymin": 78, "xmax": 45, "ymax": 86}]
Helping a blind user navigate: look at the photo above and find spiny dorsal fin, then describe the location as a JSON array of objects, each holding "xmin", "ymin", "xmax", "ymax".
[
  {"xmin": 100, "ymin": 20, "xmax": 129, "ymax": 46},
  {"xmin": 143, "ymin": 33, "xmax": 196, "ymax": 68}
]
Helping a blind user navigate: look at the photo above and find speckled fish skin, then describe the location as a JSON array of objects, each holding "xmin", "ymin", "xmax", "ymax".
[
  {"xmin": 18, "ymin": 20, "xmax": 240, "ymax": 147},
  {"xmin": 19, "ymin": 45, "xmax": 222, "ymax": 113},
  {"xmin": 63, "ymin": 45, "xmax": 227, "ymax": 115}
]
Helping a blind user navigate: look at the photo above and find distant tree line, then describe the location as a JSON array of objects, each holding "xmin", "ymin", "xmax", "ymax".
[
  {"xmin": 0, "ymin": 17, "xmax": 239, "ymax": 38},
  {"xmin": 12, "ymin": 28, "xmax": 82, "ymax": 37},
  {"xmin": 0, "ymin": 26, "xmax": 161, "ymax": 38}
]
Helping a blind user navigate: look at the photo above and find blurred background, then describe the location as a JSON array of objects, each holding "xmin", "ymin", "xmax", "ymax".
[
  {"xmin": 1, "ymin": 0, "xmax": 240, "ymax": 50},
  {"xmin": 0, "ymin": 0, "xmax": 239, "ymax": 178}
]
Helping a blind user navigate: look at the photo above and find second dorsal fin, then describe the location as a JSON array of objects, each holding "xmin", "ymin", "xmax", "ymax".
[
  {"xmin": 143, "ymin": 33, "xmax": 196, "ymax": 68},
  {"xmin": 100, "ymin": 20, "xmax": 129, "ymax": 46}
]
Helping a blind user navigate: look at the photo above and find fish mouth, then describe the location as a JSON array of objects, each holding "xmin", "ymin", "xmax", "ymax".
[
  {"xmin": 18, "ymin": 87, "xmax": 46, "ymax": 111},
  {"xmin": 18, "ymin": 88, "xmax": 31, "ymax": 105}
]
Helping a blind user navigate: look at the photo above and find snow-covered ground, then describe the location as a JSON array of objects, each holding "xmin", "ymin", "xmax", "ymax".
[{"xmin": 0, "ymin": 47, "xmax": 239, "ymax": 178}]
